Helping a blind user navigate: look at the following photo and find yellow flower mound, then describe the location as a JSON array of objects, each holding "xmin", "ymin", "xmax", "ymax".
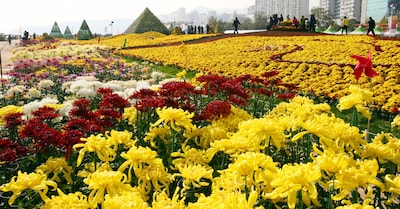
[{"xmin": 116, "ymin": 35, "xmax": 400, "ymax": 111}]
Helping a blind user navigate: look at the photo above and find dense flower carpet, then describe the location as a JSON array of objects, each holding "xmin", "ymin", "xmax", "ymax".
[{"xmin": 0, "ymin": 31, "xmax": 400, "ymax": 209}]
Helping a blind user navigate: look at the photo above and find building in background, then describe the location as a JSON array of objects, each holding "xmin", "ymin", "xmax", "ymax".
[
  {"xmin": 254, "ymin": 0, "xmax": 309, "ymax": 19},
  {"xmin": 318, "ymin": 0, "xmax": 400, "ymax": 24},
  {"xmin": 318, "ymin": 0, "xmax": 361, "ymax": 21}
]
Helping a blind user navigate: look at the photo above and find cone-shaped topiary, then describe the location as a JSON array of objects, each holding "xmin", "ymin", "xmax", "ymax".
[
  {"xmin": 124, "ymin": 7, "xmax": 170, "ymax": 35},
  {"xmin": 49, "ymin": 21, "xmax": 64, "ymax": 38},
  {"xmin": 63, "ymin": 26, "xmax": 74, "ymax": 39},
  {"xmin": 77, "ymin": 20, "xmax": 94, "ymax": 40},
  {"xmin": 323, "ymin": 26, "xmax": 337, "ymax": 34}
]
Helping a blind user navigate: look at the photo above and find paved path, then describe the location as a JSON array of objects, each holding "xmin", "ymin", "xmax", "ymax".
[{"xmin": 0, "ymin": 40, "xmax": 17, "ymax": 74}]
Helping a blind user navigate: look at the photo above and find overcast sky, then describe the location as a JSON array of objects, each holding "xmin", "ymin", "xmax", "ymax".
[{"xmin": 1, "ymin": 0, "xmax": 319, "ymax": 34}]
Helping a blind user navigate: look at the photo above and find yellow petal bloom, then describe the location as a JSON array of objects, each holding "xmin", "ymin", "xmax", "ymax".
[
  {"xmin": 337, "ymin": 85, "xmax": 373, "ymax": 119},
  {"xmin": 263, "ymin": 163, "xmax": 321, "ymax": 209},
  {"xmin": 385, "ymin": 175, "xmax": 400, "ymax": 195},
  {"xmin": 40, "ymin": 188, "xmax": 90, "ymax": 209},
  {"xmin": 391, "ymin": 115, "xmax": 400, "ymax": 130},
  {"xmin": 0, "ymin": 170, "xmax": 57, "ymax": 205},
  {"xmin": 122, "ymin": 106, "xmax": 138, "ymax": 125},
  {"xmin": 152, "ymin": 188, "xmax": 186, "ymax": 209},
  {"xmin": 105, "ymin": 129, "xmax": 134, "ymax": 148},
  {"xmin": 315, "ymin": 149, "xmax": 352, "ymax": 174},
  {"xmin": 73, "ymin": 133, "xmax": 117, "ymax": 166},
  {"xmin": 103, "ymin": 191, "xmax": 148, "ymax": 209},
  {"xmin": 172, "ymin": 163, "xmax": 213, "ymax": 193},
  {"xmin": 83, "ymin": 170, "xmax": 133, "ymax": 207},
  {"xmin": 35, "ymin": 157, "xmax": 73, "ymax": 184},
  {"xmin": 332, "ymin": 159, "xmax": 384, "ymax": 201},
  {"xmin": 0, "ymin": 105, "xmax": 23, "ymax": 125},
  {"xmin": 152, "ymin": 107, "xmax": 195, "ymax": 132}
]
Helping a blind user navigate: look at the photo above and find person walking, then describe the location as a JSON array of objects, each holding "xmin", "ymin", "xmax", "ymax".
[
  {"xmin": 7, "ymin": 35, "xmax": 12, "ymax": 45},
  {"xmin": 341, "ymin": 16, "xmax": 349, "ymax": 35},
  {"xmin": 367, "ymin": 17, "xmax": 376, "ymax": 36},
  {"xmin": 233, "ymin": 17, "xmax": 241, "ymax": 34},
  {"xmin": 300, "ymin": 16, "xmax": 306, "ymax": 29},
  {"xmin": 309, "ymin": 14, "xmax": 316, "ymax": 32}
]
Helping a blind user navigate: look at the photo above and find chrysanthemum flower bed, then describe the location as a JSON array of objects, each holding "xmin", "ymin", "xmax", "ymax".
[
  {"xmin": 117, "ymin": 34, "xmax": 400, "ymax": 111},
  {"xmin": 0, "ymin": 35, "xmax": 400, "ymax": 209}
]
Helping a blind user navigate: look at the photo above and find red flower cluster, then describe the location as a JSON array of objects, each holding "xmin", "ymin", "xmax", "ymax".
[{"xmin": 199, "ymin": 100, "xmax": 232, "ymax": 120}]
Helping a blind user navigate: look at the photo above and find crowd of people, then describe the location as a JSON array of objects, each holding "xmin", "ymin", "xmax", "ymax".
[
  {"xmin": 264, "ymin": 13, "xmax": 377, "ymax": 36},
  {"xmin": 180, "ymin": 24, "xmax": 213, "ymax": 34},
  {"xmin": 267, "ymin": 14, "xmax": 317, "ymax": 32}
]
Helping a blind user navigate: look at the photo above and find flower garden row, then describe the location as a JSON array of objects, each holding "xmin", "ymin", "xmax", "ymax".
[
  {"xmin": 116, "ymin": 34, "xmax": 400, "ymax": 111},
  {"xmin": 0, "ymin": 32, "xmax": 399, "ymax": 209}
]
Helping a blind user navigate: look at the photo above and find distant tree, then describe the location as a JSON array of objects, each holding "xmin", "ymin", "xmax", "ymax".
[
  {"xmin": 208, "ymin": 16, "xmax": 218, "ymax": 28},
  {"xmin": 253, "ymin": 13, "xmax": 269, "ymax": 30},
  {"xmin": 310, "ymin": 7, "xmax": 333, "ymax": 30},
  {"xmin": 348, "ymin": 19, "xmax": 360, "ymax": 31},
  {"xmin": 241, "ymin": 18, "xmax": 253, "ymax": 30}
]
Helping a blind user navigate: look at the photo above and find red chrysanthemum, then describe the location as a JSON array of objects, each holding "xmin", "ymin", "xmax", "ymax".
[{"xmin": 199, "ymin": 100, "xmax": 232, "ymax": 120}]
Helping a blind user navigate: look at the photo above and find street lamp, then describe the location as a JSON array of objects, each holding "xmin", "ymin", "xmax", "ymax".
[{"xmin": 110, "ymin": 21, "xmax": 114, "ymax": 35}]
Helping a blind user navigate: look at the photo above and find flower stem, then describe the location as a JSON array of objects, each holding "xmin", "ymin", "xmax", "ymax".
[
  {"xmin": 297, "ymin": 190, "xmax": 303, "ymax": 209},
  {"xmin": 351, "ymin": 106, "xmax": 358, "ymax": 127}
]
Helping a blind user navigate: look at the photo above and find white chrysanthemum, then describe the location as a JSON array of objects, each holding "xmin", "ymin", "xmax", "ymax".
[
  {"xmin": 28, "ymin": 88, "xmax": 41, "ymax": 98},
  {"xmin": 75, "ymin": 76, "xmax": 98, "ymax": 82},
  {"xmin": 59, "ymin": 100, "xmax": 74, "ymax": 117},
  {"xmin": 159, "ymin": 78, "xmax": 177, "ymax": 85},
  {"xmin": 114, "ymin": 91, "xmax": 128, "ymax": 99},
  {"xmin": 38, "ymin": 80, "xmax": 55, "ymax": 90},
  {"xmin": 103, "ymin": 82, "xmax": 122, "ymax": 92},
  {"xmin": 135, "ymin": 81, "xmax": 151, "ymax": 91},
  {"xmin": 124, "ymin": 88, "xmax": 137, "ymax": 98},
  {"xmin": 151, "ymin": 71, "xmax": 165, "ymax": 81},
  {"xmin": 123, "ymin": 80, "xmax": 138, "ymax": 89},
  {"xmin": 23, "ymin": 97, "xmax": 59, "ymax": 118},
  {"xmin": 68, "ymin": 80, "xmax": 102, "ymax": 95},
  {"xmin": 76, "ymin": 88, "xmax": 97, "ymax": 98},
  {"xmin": 7, "ymin": 85, "xmax": 25, "ymax": 96}
]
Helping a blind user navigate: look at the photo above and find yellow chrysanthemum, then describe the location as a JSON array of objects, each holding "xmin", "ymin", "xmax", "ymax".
[
  {"xmin": 152, "ymin": 189, "xmax": 186, "ymax": 209},
  {"xmin": 361, "ymin": 133, "xmax": 400, "ymax": 164},
  {"xmin": 214, "ymin": 152, "xmax": 278, "ymax": 194},
  {"xmin": 207, "ymin": 116, "xmax": 288, "ymax": 158},
  {"xmin": 337, "ymin": 85, "xmax": 373, "ymax": 119},
  {"xmin": 152, "ymin": 107, "xmax": 195, "ymax": 132},
  {"xmin": 84, "ymin": 170, "xmax": 133, "ymax": 207},
  {"xmin": 385, "ymin": 175, "xmax": 400, "ymax": 195},
  {"xmin": 105, "ymin": 129, "xmax": 134, "ymax": 148},
  {"xmin": 172, "ymin": 163, "xmax": 213, "ymax": 194},
  {"xmin": 335, "ymin": 198, "xmax": 376, "ymax": 209},
  {"xmin": 314, "ymin": 149, "xmax": 353, "ymax": 174},
  {"xmin": 134, "ymin": 159, "xmax": 171, "ymax": 194},
  {"xmin": 73, "ymin": 133, "xmax": 117, "ymax": 166},
  {"xmin": 144, "ymin": 126, "xmax": 171, "ymax": 148},
  {"xmin": 103, "ymin": 191, "xmax": 148, "ymax": 209},
  {"xmin": 40, "ymin": 189, "xmax": 90, "ymax": 209},
  {"xmin": 263, "ymin": 163, "xmax": 322, "ymax": 209},
  {"xmin": 331, "ymin": 159, "xmax": 384, "ymax": 201},
  {"xmin": 0, "ymin": 105, "xmax": 23, "ymax": 125},
  {"xmin": 391, "ymin": 115, "xmax": 400, "ymax": 130},
  {"xmin": 35, "ymin": 157, "xmax": 73, "ymax": 184},
  {"xmin": 188, "ymin": 189, "xmax": 262, "ymax": 209},
  {"xmin": 122, "ymin": 106, "xmax": 138, "ymax": 125},
  {"xmin": 172, "ymin": 145, "xmax": 210, "ymax": 167},
  {"xmin": 0, "ymin": 170, "xmax": 57, "ymax": 205},
  {"xmin": 118, "ymin": 144, "xmax": 168, "ymax": 189}
]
